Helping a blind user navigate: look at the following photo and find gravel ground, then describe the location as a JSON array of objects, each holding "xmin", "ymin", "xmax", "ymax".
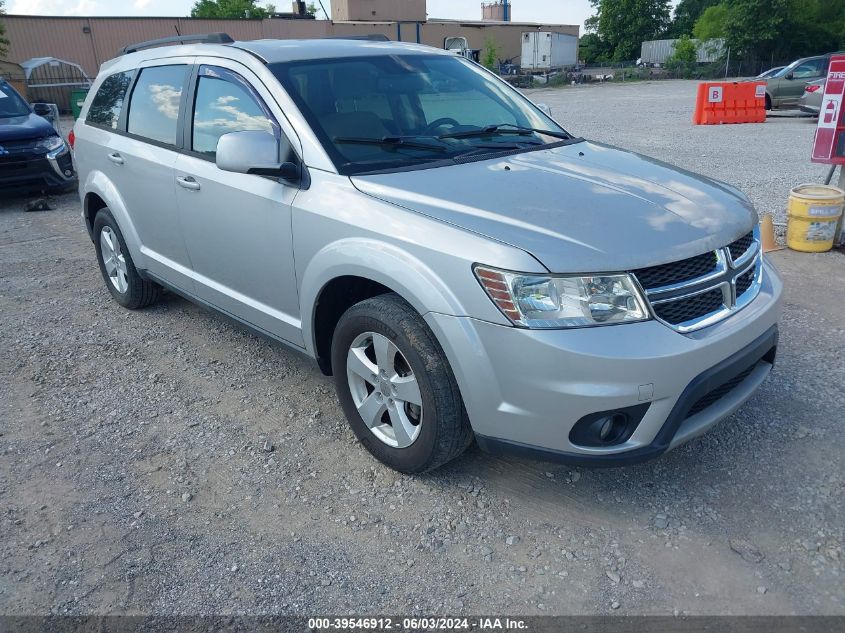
[{"xmin": 1, "ymin": 80, "xmax": 844, "ymax": 618}]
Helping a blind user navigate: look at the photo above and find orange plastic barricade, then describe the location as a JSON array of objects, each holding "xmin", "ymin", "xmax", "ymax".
[{"xmin": 693, "ymin": 81, "xmax": 767, "ymax": 125}]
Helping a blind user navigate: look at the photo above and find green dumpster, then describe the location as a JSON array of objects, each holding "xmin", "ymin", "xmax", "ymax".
[{"xmin": 70, "ymin": 88, "xmax": 89, "ymax": 119}]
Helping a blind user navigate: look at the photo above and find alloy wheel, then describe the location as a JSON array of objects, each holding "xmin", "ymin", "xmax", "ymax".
[
  {"xmin": 99, "ymin": 226, "xmax": 129, "ymax": 294},
  {"xmin": 346, "ymin": 331, "xmax": 423, "ymax": 448}
]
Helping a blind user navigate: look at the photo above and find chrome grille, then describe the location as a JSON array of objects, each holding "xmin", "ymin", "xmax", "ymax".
[
  {"xmin": 636, "ymin": 228, "xmax": 763, "ymax": 333},
  {"xmin": 728, "ymin": 231, "xmax": 754, "ymax": 262},
  {"xmin": 633, "ymin": 251, "xmax": 718, "ymax": 290},
  {"xmin": 652, "ymin": 288, "xmax": 725, "ymax": 325},
  {"xmin": 735, "ymin": 266, "xmax": 756, "ymax": 296}
]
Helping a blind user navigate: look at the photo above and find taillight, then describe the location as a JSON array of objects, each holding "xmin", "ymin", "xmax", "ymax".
[
  {"xmin": 68, "ymin": 129, "xmax": 75, "ymax": 150},
  {"xmin": 805, "ymin": 84, "xmax": 822, "ymax": 93}
]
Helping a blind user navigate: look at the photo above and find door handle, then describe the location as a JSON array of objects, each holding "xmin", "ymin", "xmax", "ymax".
[
  {"xmin": 177, "ymin": 175, "xmax": 201, "ymax": 191},
  {"xmin": 107, "ymin": 152, "xmax": 124, "ymax": 165}
]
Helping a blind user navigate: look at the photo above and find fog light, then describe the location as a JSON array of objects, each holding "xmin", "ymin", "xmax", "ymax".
[
  {"xmin": 599, "ymin": 417, "xmax": 614, "ymax": 441},
  {"xmin": 64, "ymin": 169, "xmax": 73, "ymax": 176},
  {"xmin": 569, "ymin": 404, "xmax": 650, "ymax": 448}
]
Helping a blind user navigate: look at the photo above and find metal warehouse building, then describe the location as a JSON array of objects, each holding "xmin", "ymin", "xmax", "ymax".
[{"xmin": 1, "ymin": 0, "xmax": 578, "ymax": 80}]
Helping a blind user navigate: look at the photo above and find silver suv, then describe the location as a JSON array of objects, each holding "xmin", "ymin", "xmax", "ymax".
[{"xmin": 73, "ymin": 34, "xmax": 782, "ymax": 473}]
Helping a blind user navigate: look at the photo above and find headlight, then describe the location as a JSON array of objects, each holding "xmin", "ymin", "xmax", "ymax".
[
  {"xmin": 474, "ymin": 265, "xmax": 650, "ymax": 329},
  {"xmin": 35, "ymin": 135, "xmax": 66, "ymax": 153}
]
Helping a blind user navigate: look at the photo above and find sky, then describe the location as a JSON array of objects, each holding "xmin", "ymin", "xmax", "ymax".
[{"xmin": 5, "ymin": 0, "xmax": 601, "ymax": 29}]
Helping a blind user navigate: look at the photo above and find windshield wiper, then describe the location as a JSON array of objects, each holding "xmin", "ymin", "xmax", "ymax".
[
  {"xmin": 439, "ymin": 124, "xmax": 572, "ymax": 141},
  {"xmin": 333, "ymin": 135, "xmax": 448, "ymax": 152}
]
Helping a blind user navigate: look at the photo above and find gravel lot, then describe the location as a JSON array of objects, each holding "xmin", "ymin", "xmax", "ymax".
[{"xmin": 1, "ymin": 80, "xmax": 844, "ymax": 618}]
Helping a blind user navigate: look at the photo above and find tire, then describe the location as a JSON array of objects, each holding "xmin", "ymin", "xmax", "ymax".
[
  {"xmin": 765, "ymin": 94, "xmax": 772, "ymax": 111},
  {"xmin": 92, "ymin": 208, "xmax": 161, "ymax": 310},
  {"xmin": 331, "ymin": 293, "xmax": 473, "ymax": 473}
]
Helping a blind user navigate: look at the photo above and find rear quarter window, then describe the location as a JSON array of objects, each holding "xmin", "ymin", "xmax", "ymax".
[{"xmin": 87, "ymin": 71, "xmax": 133, "ymax": 129}]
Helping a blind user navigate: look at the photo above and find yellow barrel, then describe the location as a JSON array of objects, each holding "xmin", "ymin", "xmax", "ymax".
[{"xmin": 786, "ymin": 184, "xmax": 844, "ymax": 252}]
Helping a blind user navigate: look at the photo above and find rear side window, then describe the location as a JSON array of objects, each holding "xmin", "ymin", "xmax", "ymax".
[
  {"xmin": 87, "ymin": 71, "xmax": 133, "ymax": 129},
  {"xmin": 127, "ymin": 65, "xmax": 187, "ymax": 146},
  {"xmin": 191, "ymin": 66, "xmax": 274, "ymax": 157}
]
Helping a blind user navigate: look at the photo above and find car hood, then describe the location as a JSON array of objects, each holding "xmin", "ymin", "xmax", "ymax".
[
  {"xmin": 351, "ymin": 141, "xmax": 757, "ymax": 273},
  {"xmin": 0, "ymin": 112, "xmax": 55, "ymax": 142}
]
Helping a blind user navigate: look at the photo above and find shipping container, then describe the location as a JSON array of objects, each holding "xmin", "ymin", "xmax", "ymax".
[
  {"xmin": 521, "ymin": 31, "xmax": 578, "ymax": 71},
  {"xmin": 640, "ymin": 38, "xmax": 725, "ymax": 65}
]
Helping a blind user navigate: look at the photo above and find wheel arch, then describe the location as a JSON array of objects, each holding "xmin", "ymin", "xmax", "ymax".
[
  {"xmin": 82, "ymin": 170, "xmax": 144, "ymax": 263},
  {"xmin": 301, "ymin": 239, "xmax": 467, "ymax": 375}
]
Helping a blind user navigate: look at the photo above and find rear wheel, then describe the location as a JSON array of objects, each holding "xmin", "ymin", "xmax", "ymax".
[
  {"xmin": 93, "ymin": 208, "xmax": 161, "ymax": 309},
  {"xmin": 331, "ymin": 293, "xmax": 473, "ymax": 473}
]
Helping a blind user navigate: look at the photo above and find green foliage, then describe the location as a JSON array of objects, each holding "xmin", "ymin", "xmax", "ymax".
[
  {"xmin": 722, "ymin": 0, "xmax": 788, "ymax": 59},
  {"xmin": 669, "ymin": 0, "xmax": 721, "ymax": 36},
  {"xmin": 190, "ymin": 0, "xmax": 268, "ymax": 19},
  {"xmin": 579, "ymin": 33, "xmax": 613, "ymax": 64},
  {"xmin": 587, "ymin": 0, "xmax": 672, "ymax": 61},
  {"xmin": 685, "ymin": 0, "xmax": 845, "ymax": 64},
  {"xmin": 665, "ymin": 35, "xmax": 699, "ymax": 77},
  {"xmin": 482, "ymin": 36, "xmax": 499, "ymax": 71},
  {"xmin": 693, "ymin": 3, "xmax": 728, "ymax": 40},
  {"xmin": 0, "ymin": 0, "xmax": 8, "ymax": 58}
]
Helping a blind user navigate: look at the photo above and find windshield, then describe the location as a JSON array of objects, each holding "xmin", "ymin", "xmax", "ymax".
[
  {"xmin": 0, "ymin": 82, "xmax": 33, "ymax": 118},
  {"xmin": 270, "ymin": 54, "xmax": 575, "ymax": 175}
]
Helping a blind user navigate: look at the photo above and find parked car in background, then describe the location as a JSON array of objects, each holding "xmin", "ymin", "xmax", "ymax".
[
  {"xmin": 74, "ymin": 35, "xmax": 782, "ymax": 473},
  {"xmin": 799, "ymin": 78, "xmax": 825, "ymax": 116},
  {"xmin": 0, "ymin": 79, "xmax": 76, "ymax": 193},
  {"xmin": 763, "ymin": 53, "xmax": 840, "ymax": 110},
  {"xmin": 754, "ymin": 66, "xmax": 784, "ymax": 80}
]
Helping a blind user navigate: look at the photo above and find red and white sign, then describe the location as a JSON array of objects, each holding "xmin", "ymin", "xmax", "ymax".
[{"xmin": 811, "ymin": 55, "xmax": 845, "ymax": 163}]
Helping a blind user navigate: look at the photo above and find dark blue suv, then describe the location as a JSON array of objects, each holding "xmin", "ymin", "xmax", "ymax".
[{"xmin": 0, "ymin": 79, "xmax": 76, "ymax": 193}]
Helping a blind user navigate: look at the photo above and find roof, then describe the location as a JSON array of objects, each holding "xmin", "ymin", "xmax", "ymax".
[{"xmin": 231, "ymin": 38, "xmax": 447, "ymax": 63}]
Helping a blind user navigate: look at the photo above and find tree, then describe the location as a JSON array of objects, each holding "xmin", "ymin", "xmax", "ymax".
[
  {"xmin": 669, "ymin": 0, "xmax": 721, "ymax": 36},
  {"xmin": 482, "ymin": 36, "xmax": 500, "ymax": 71},
  {"xmin": 693, "ymin": 3, "xmax": 728, "ymax": 41},
  {"xmin": 665, "ymin": 35, "xmax": 699, "ymax": 77},
  {"xmin": 588, "ymin": 0, "xmax": 672, "ymax": 61},
  {"xmin": 0, "ymin": 0, "xmax": 9, "ymax": 59},
  {"xmin": 579, "ymin": 33, "xmax": 613, "ymax": 64},
  {"xmin": 722, "ymin": 0, "xmax": 788, "ymax": 60},
  {"xmin": 190, "ymin": 0, "xmax": 268, "ymax": 19}
]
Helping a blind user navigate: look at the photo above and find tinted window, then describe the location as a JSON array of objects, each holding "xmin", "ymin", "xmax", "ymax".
[
  {"xmin": 0, "ymin": 81, "xmax": 32, "ymax": 117},
  {"xmin": 792, "ymin": 59, "xmax": 824, "ymax": 79},
  {"xmin": 271, "ymin": 55, "xmax": 570, "ymax": 176},
  {"xmin": 87, "ymin": 71, "xmax": 133, "ymax": 129},
  {"xmin": 191, "ymin": 68, "xmax": 273, "ymax": 157},
  {"xmin": 127, "ymin": 65, "xmax": 186, "ymax": 145}
]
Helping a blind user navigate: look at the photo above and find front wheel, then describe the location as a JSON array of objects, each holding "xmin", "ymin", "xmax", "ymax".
[{"xmin": 331, "ymin": 293, "xmax": 473, "ymax": 473}]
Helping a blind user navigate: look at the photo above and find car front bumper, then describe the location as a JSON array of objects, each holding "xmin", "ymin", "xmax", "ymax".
[
  {"xmin": 425, "ymin": 258, "xmax": 783, "ymax": 466},
  {"xmin": 0, "ymin": 148, "xmax": 76, "ymax": 192}
]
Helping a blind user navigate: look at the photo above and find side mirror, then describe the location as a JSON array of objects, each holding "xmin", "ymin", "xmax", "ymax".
[
  {"xmin": 785, "ymin": 72, "xmax": 794, "ymax": 81},
  {"xmin": 536, "ymin": 103, "xmax": 553, "ymax": 118},
  {"xmin": 216, "ymin": 130, "xmax": 301, "ymax": 185},
  {"xmin": 33, "ymin": 103, "xmax": 51, "ymax": 116}
]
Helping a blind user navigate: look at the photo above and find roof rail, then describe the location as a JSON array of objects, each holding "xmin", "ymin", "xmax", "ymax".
[
  {"xmin": 326, "ymin": 34, "xmax": 390, "ymax": 42},
  {"xmin": 118, "ymin": 32, "xmax": 234, "ymax": 56}
]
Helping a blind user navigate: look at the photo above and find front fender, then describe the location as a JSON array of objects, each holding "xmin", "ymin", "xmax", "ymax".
[
  {"xmin": 83, "ymin": 170, "xmax": 145, "ymax": 267},
  {"xmin": 299, "ymin": 238, "xmax": 469, "ymax": 357}
]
